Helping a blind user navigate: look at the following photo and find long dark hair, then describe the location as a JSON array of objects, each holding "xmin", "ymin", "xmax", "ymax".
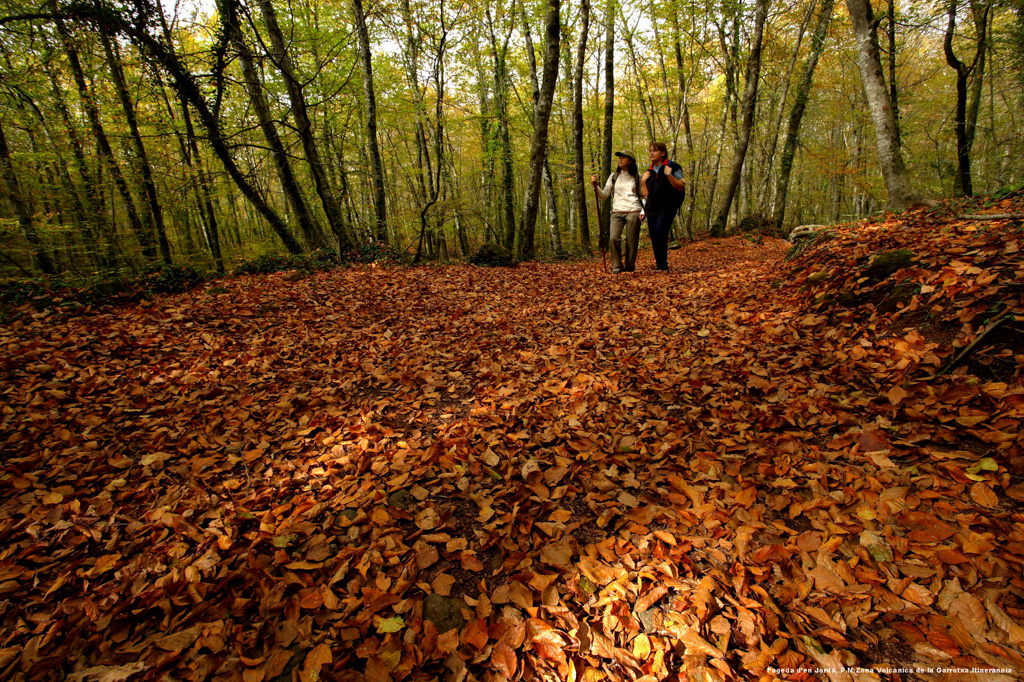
[{"xmin": 616, "ymin": 157, "xmax": 639, "ymax": 179}]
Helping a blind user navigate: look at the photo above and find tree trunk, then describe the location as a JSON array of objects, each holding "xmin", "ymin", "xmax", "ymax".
[
  {"xmin": 944, "ymin": 0, "xmax": 989, "ymax": 197},
  {"xmin": 621, "ymin": 18, "xmax": 656, "ymax": 143},
  {"xmin": 599, "ymin": 0, "xmax": 614, "ymax": 251},
  {"xmin": 544, "ymin": 160, "xmax": 563, "ymax": 252},
  {"xmin": 886, "ymin": 0, "xmax": 901, "ymax": 150},
  {"xmin": 45, "ymin": 65, "xmax": 108, "ymax": 255},
  {"xmin": 711, "ymin": 0, "xmax": 769, "ymax": 236},
  {"xmin": 965, "ymin": 1, "xmax": 990, "ymax": 158},
  {"xmin": 573, "ymin": 0, "xmax": 592, "ymax": 253},
  {"xmin": 0, "ymin": 119, "xmax": 55, "ymax": 274},
  {"xmin": 105, "ymin": 10, "xmax": 302, "ymax": 253},
  {"xmin": 412, "ymin": 5, "xmax": 449, "ymax": 264},
  {"xmin": 258, "ymin": 0, "xmax": 353, "ymax": 250},
  {"xmin": 351, "ymin": 0, "xmax": 388, "ymax": 243},
  {"xmin": 522, "ymin": 7, "xmax": 563, "ymax": 255},
  {"xmin": 518, "ymin": 0, "xmax": 561, "ymax": 260},
  {"xmin": 57, "ymin": 20, "xmax": 157, "ymax": 263},
  {"xmin": 400, "ymin": 0, "xmax": 434, "ymax": 220},
  {"xmin": 846, "ymin": 0, "xmax": 923, "ymax": 208},
  {"xmin": 648, "ymin": 1, "xmax": 676, "ymax": 145},
  {"xmin": 671, "ymin": 13, "xmax": 696, "ymax": 239},
  {"xmin": 99, "ymin": 28, "xmax": 172, "ymax": 264},
  {"xmin": 705, "ymin": 88, "xmax": 731, "ymax": 233},
  {"xmin": 151, "ymin": 52, "xmax": 225, "ymax": 271},
  {"xmin": 472, "ymin": 35, "xmax": 495, "ymax": 240},
  {"xmin": 486, "ymin": 7, "xmax": 517, "ymax": 252},
  {"xmin": 773, "ymin": 0, "xmax": 835, "ymax": 228},
  {"xmin": 759, "ymin": 0, "xmax": 816, "ymax": 214},
  {"xmin": 219, "ymin": 0, "xmax": 322, "ymax": 247}
]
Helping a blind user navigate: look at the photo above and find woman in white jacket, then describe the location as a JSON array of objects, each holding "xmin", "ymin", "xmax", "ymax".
[{"xmin": 592, "ymin": 150, "xmax": 645, "ymax": 273}]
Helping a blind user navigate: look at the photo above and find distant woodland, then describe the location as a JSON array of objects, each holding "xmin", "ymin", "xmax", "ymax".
[{"xmin": 0, "ymin": 0, "xmax": 1022, "ymax": 277}]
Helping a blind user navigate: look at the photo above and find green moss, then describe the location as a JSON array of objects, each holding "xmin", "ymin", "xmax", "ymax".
[
  {"xmin": 865, "ymin": 249, "xmax": 916, "ymax": 280},
  {"xmin": 470, "ymin": 242, "xmax": 516, "ymax": 267}
]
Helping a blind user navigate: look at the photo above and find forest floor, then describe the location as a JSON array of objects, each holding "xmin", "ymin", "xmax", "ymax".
[{"xmin": 1, "ymin": 196, "xmax": 1023, "ymax": 682}]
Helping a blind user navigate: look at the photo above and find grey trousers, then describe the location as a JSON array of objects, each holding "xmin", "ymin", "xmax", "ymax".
[{"xmin": 610, "ymin": 211, "xmax": 642, "ymax": 271}]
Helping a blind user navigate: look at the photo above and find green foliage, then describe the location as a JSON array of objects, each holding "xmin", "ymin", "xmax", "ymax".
[
  {"xmin": 737, "ymin": 214, "xmax": 778, "ymax": 237},
  {"xmin": 0, "ymin": 278, "xmax": 54, "ymax": 310},
  {"xmin": 348, "ymin": 242, "xmax": 408, "ymax": 265},
  {"xmin": 303, "ymin": 248, "xmax": 345, "ymax": 269},
  {"xmin": 0, "ymin": 276, "xmax": 139, "ymax": 322},
  {"xmin": 470, "ymin": 242, "xmax": 516, "ymax": 267},
  {"xmin": 233, "ymin": 254, "xmax": 298, "ymax": 276},
  {"xmin": 142, "ymin": 264, "xmax": 205, "ymax": 294},
  {"xmin": 993, "ymin": 182, "xmax": 1024, "ymax": 199},
  {"xmin": 233, "ymin": 248, "xmax": 354, "ymax": 276}
]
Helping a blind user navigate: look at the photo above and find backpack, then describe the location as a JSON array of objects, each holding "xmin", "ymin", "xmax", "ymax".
[
  {"xmin": 664, "ymin": 161, "xmax": 686, "ymax": 212},
  {"xmin": 647, "ymin": 161, "xmax": 686, "ymax": 214}
]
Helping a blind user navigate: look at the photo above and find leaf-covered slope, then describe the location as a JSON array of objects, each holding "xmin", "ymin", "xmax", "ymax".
[{"xmin": 0, "ymin": 215, "xmax": 1022, "ymax": 681}]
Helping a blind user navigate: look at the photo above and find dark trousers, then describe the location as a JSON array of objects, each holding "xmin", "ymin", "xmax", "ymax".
[{"xmin": 647, "ymin": 211, "xmax": 676, "ymax": 270}]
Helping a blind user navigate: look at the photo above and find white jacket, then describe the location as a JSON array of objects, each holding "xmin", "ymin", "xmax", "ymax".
[{"xmin": 596, "ymin": 171, "xmax": 644, "ymax": 214}]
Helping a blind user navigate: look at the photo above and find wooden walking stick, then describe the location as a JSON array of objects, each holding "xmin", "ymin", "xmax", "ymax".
[{"xmin": 593, "ymin": 183, "xmax": 608, "ymax": 273}]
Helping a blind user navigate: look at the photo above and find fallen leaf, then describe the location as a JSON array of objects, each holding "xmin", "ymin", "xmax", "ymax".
[{"xmin": 299, "ymin": 644, "xmax": 332, "ymax": 682}]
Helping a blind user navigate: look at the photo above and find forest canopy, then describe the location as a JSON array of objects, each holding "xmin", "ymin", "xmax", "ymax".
[{"xmin": 0, "ymin": 0, "xmax": 1022, "ymax": 278}]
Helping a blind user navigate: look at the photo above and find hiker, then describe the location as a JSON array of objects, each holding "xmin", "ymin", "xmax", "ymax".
[
  {"xmin": 641, "ymin": 142, "xmax": 686, "ymax": 272},
  {"xmin": 592, "ymin": 150, "xmax": 645, "ymax": 273}
]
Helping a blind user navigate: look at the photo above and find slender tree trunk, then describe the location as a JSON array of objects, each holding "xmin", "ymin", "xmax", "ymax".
[
  {"xmin": 965, "ymin": 3, "xmax": 988, "ymax": 155},
  {"xmin": 760, "ymin": 0, "xmax": 816, "ymax": 213},
  {"xmin": 486, "ymin": 7, "xmax": 516, "ymax": 252},
  {"xmin": 648, "ymin": 1, "xmax": 676, "ymax": 145},
  {"xmin": 20, "ymin": 94, "xmax": 89, "ymax": 256},
  {"xmin": 413, "ymin": 5, "xmax": 449, "ymax": 263},
  {"xmin": 219, "ymin": 0, "xmax": 322, "ymax": 247},
  {"xmin": 944, "ymin": 0, "xmax": 989, "ymax": 197},
  {"xmin": 0, "ymin": 119, "xmax": 56, "ymax": 274},
  {"xmin": 352, "ymin": 0, "xmax": 388, "ymax": 242},
  {"xmin": 109, "ymin": 11, "xmax": 302, "ymax": 253},
  {"xmin": 519, "ymin": 0, "xmax": 561, "ymax": 260},
  {"xmin": 711, "ymin": 0, "xmax": 769, "ymax": 236},
  {"xmin": 258, "ymin": 0, "xmax": 353, "ymax": 250},
  {"xmin": 99, "ymin": 29, "xmax": 172, "ymax": 264},
  {"xmin": 573, "ymin": 0, "xmax": 592, "ymax": 253},
  {"xmin": 671, "ymin": 13, "xmax": 696, "ymax": 239},
  {"xmin": 773, "ymin": 0, "xmax": 835, "ymax": 228},
  {"xmin": 543, "ymin": 161, "xmax": 563, "ymax": 252},
  {"xmin": 847, "ymin": 0, "xmax": 923, "ymax": 208},
  {"xmin": 400, "ymin": 0, "xmax": 433, "ymax": 215},
  {"xmin": 621, "ymin": 20, "xmax": 656, "ymax": 142},
  {"xmin": 705, "ymin": 89, "xmax": 731, "ymax": 233},
  {"xmin": 599, "ymin": 0, "xmax": 614, "ymax": 250},
  {"xmin": 152, "ymin": 4, "xmax": 225, "ymax": 271},
  {"xmin": 886, "ymin": 0, "xmax": 901, "ymax": 150},
  {"xmin": 150, "ymin": 51, "xmax": 226, "ymax": 271},
  {"xmin": 57, "ymin": 20, "xmax": 157, "ymax": 263},
  {"xmin": 472, "ymin": 35, "xmax": 495, "ymax": 240},
  {"xmin": 45, "ymin": 66, "xmax": 108, "ymax": 254},
  {"xmin": 522, "ymin": 7, "xmax": 563, "ymax": 255}
]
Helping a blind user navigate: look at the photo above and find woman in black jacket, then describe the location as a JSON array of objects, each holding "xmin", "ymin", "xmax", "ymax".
[{"xmin": 641, "ymin": 142, "xmax": 686, "ymax": 271}]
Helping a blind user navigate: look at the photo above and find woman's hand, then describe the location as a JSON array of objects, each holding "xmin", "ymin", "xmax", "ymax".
[{"xmin": 591, "ymin": 174, "xmax": 598, "ymax": 185}]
